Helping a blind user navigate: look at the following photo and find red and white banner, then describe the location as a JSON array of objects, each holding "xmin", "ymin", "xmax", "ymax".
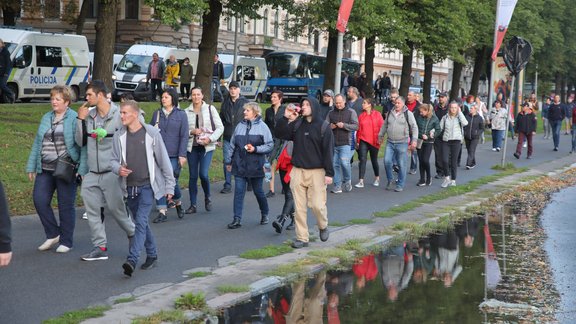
[
  {"xmin": 491, "ymin": 0, "xmax": 518, "ymax": 61},
  {"xmin": 336, "ymin": 0, "xmax": 355, "ymax": 33}
]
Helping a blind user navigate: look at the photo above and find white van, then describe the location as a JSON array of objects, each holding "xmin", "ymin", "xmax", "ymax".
[
  {"xmin": 1, "ymin": 27, "xmax": 90, "ymax": 102},
  {"xmin": 218, "ymin": 54, "xmax": 268, "ymax": 102},
  {"xmin": 112, "ymin": 44, "xmax": 198, "ymax": 101}
]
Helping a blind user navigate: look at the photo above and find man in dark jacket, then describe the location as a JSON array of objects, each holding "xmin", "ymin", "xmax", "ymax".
[
  {"xmin": 327, "ymin": 94, "xmax": 358, "ymax": 193},
  {"xmin": 146, "ymin": 53, "xmax": 165, "ymax": 101},
  {"xmin": 463, "ymin": 104, "xmax": 484, "ymax": 169},
  {"xmin": 0, "ymin": 39, "xmax": 15, "ymax": 104},
  {"xmin": 0, "ymin": 181, "xmax": 12, "ymax": 267},
  {"xmin": 212, "ymin": 54, "xmax": 225, "ymax": 102},
  {"xmin": 275, "ymin": 97, "xmax": 334, "ymax": 249},
  {"xmin": 548, "ymin": 94, "xmax": 565, "ymax": 151},
  {"xmin": 264, "ymin": 89, "xmax": 285, "ymax": 197},
  {"xmin": 513, "ymin": 102, "xmax": 537, "ymax": 159},
  {"xmin": 434, "ymin": 92, "xmax": 449, "ymax": 178},
  {"xmin": 219, "ymin": 81, "xmax": 249, "ymax": 193}
]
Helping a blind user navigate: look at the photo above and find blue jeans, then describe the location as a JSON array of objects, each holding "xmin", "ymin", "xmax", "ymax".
[
  {"xmin": 33, "ymin": 171, "xmax": 77, "ymax": 248},
  {"xmin": 491, "ymin": 129, "xmax": 505, "ymax": 149},
  {"xmin": 126, "ymin": 185, "xmax": 157, "ymax": 265},
  {"xmin": 551, "ymin": 120, "xmax": 562, "ymax": 149},
  {"xmin": 222, "ymin": 140, "xmax": 233, "ymax": 189},
  {"xmin": 571, "ymin": 125, "xmax": 576, "ymax": 151},
  {"xmin": 156, "ymin": 157, "xmax": 181, "ymax": 210},
  {"xmin": 384, "ymin": 142, "xmax": 408, "ymax": 188},
  {"xmin": 187, "ymin": 146, "xmax": 214, "ymax": 205},
  {"xmin": 233, "ymin": 176, "xmax": 269, "ymax": 221},
  {"xmin": 211, "ymin": 77, "xmax": 222, "ymax": 101},
  {"xmin": 333, "ymin": 145, "xmax": 353, "ymax": 188}
]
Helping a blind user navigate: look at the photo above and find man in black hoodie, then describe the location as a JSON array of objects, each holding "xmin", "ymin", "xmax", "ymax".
[
  {"xmin": 275, "ymin": 97, "xmax": 334, "ymax": 249},
  {"xmin": 0, "ymin": 181, "xmax": 12, "ymax": 267},
  {"xmin": 219, "ymin": 81, "xmax": 249, "ymax": 193}
]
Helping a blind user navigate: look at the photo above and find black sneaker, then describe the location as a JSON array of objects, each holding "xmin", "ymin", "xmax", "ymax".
[
  {"xmin": 513, "ymin": 152, "xmax": 520, "ymax": 159},
  {"xmin": 81, "ymin": 247, "xmax": 109, "ymax": 261},
  {"xmin": 141, "ymin": 256, "xmax": 158, "ymax": 270},
  {"xmin": 185, "ymin": 205, "xmax": 197, "ymax": 214},
  {"xmin": 220, "ymin": 187, "xmax": 232, "ymax": 194},
  {"xmin": 417, "ymin": 180, "xmax": 426, "ymax": 187},
  {"xmin": 122, "ymin": 261, "xmax": 135, "ymax": 277},
  {"xmin": 205, "ymin": 198, "xmax": 212, "ymax": 212},
  {"xmin": 152, "ymin": 213, "xmax": 167, "ymax": 223},
  {"xmin": 291, "ymin": 240, "xmax": 309, "ymax": 249},
  {"xmin": 260, "ymin": 215, "xmax": 269, "ymax": 225},
  {"xmin": 434, "ymin": 174, "xmax": 443, "ymax": 179},
  {"xmin": 176, "ymin": 205, "xmax": 184, "ymax": 219},
  {"xmin": 227, "ymin": 218, "xmax": 241, "ymax": 229},
  {"xmin": 265, "ymin": 191, "xmax": 275, "ymax": 198},
  {"xmin": 319, "ymin": 227, "xmax": 329, "ymax": 242}
]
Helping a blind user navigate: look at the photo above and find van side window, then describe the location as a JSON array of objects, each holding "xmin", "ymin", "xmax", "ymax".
[
  {"xmin": 14, "ymin": 45, "xmax": 32, "ymax": 68},
  {"xmin": 243, "ymin": 66, "xmax": 255, "ymax": 80},
  {"xmin": 36, "ymin": 46, "xmax": 62, "ymax": 67}
]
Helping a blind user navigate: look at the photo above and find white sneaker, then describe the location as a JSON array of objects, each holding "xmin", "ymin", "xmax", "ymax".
[
  {"xmin": 38, "ymin": 236, "xmax": 60, "ymax": 251},
  {"xmin": 373, "ymin": 179, "xmax": 380, "ymax": 187},
  {"xmin": 523, "ymin": 142, "xmax": 527, "ymax": 148},
  {"xmin": 449, "ymin": 180, "xmax": 456, "ymax": 187},
  {"xmin": 354, "ymin": 181, "xmax": 364, "ymax": 188},
  {"xmin": 441, "ymin": 177, "xmax": 451, "ymax": 188},
  {"xmin": 82, "ymin": 213, "xmax": 88, "ymax": 220},
  {"xmin": 492, "ymin": 148, "xmax": 497, "ymax": 152},
  {"xmin": 56, "ymin": 245, "xmax": 71, "ymax": 253}
]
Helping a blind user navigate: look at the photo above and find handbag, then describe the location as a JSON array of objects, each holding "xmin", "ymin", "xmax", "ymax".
[{"xmin": 51, "ymin": 123, "xmax": 78, "ymax": 183}]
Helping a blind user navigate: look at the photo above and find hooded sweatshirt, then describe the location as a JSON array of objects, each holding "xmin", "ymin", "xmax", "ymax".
[{"xmin": 275, "ymin": 97, "xmax": 335, "ymax": 177}]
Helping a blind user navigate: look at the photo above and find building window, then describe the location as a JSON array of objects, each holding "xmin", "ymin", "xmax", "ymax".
[
  {"xmin": 274, "ymin": 10, "xmax": 279, "ymax": 38},
  {"xmin": 263, "ymin": 9, "xmax": 268, "ymax": 36},
  {"xmin": 125, "ymin": 0, "xmax": 138, "ymax": 20},
  {"xmin": 227, "ymin": 16, "xmax": 233, "ymax": 31},
  {"xmin": 44, "ymin": 0, "xmax": 60, "ymax": 19},
  {"xmin": 85, "ymin": 0, "xmax": 98, "ymax": 19}
]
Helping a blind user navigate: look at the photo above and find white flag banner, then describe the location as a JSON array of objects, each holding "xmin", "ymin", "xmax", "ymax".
[{"xmin": 491, "ymin": 0, "xmax": 519, "ymax": 61}]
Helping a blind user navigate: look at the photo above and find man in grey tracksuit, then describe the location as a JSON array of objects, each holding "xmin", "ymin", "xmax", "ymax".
[{"xmin": 76, "ymin": 81, "xmax": 135, "ymax": 261}]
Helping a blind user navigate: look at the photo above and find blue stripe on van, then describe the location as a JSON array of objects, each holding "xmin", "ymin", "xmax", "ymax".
[
  {"xmin": 83, "ymin": 70, "xmax": 89, "ymax": 83},
  {"xmin": 66, "ymin": 67, "xmax": 77, "ymax": 85},
  {"xmin": 51, "ymin": 67, "xmax": 58, "ymax": 75}
]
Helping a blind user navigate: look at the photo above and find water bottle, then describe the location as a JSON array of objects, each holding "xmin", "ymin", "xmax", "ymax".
[{"xmin": 264, "ymin": 161, "xmax": 272, "ymax": 182}]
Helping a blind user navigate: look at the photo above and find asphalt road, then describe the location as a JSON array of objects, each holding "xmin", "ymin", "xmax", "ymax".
[{"xmin": 0, "ymin": 133, "xmax": 573, "ymax": 323}]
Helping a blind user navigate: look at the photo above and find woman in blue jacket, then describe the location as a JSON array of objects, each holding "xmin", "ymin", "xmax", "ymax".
[
  {"xmin": 26, "ymin": 85, "xmax": 83, "ymax": 253},
  {"xmin": 225, "ymin": 102, "xmax": 274, "ymax": 229}
]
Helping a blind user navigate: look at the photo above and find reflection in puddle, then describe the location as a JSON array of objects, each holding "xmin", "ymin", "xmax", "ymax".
[{"xmin": 218, "ymin": 213, "xmax": 529, "ymax": 323}]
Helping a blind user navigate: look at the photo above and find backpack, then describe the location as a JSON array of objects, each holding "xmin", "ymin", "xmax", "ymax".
[{"xmin": 387, "ymin": 109, "xmax": 413, "ymax": 138}]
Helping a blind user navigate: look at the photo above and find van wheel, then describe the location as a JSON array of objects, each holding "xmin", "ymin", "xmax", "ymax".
[
  {"xmin": 70, "ymin": 86, "xmax": 80, "ymax": 102},
  {"xmin": 256, "ymin": 93, "xmax": 263, "ymax": 103}
]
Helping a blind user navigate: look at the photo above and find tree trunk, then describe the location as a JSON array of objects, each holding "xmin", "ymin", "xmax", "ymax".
[
  {"xmin": 450, "ymin": 61, "xmax": 464, "ymax": 101},
  {"xmin": 195, "ymin": 0, "xmax": 223, "ymax": 101},
  {"xmin": 469, "ymin": 46, "xmax": 488, "ymax": 97},
  {"xmin": 423, "ymin": 55, "xmax": 433, "ymax": 104},
  {"xmin": 76, "ymin": 0, "xmax": 91, "ymax": 35},
  {"xmin": 323, "ymin": 29, "xmax": 338, "ymax": 93},
  {"xmin": 399, "ymin": 41, "xmax": 414, "ymax": 98},
  {"xmin": 554, "ymin": 72, "xmax": 561, "ymax": 95},
  {"xmin": 93, "ymin": 0, "xmax": 118, "ymax": 91},
  {"xmin": 364, "ymin": 36, "xmax": 375, "ymax": 99},
  {"xmin": 560, "ymin": 75, "xmax": 566, "ymax": 102}
]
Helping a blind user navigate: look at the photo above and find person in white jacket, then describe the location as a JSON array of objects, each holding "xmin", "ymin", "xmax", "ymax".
[
  {"xmin": 439, "ymin": 102, "xmax": 468, "ymax": 188},
  {"xmin": 111, "ymin": 100, "xmax": 176, "ymax": 277}
]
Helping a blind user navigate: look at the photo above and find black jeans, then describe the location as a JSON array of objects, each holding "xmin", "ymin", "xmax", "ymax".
[
  {"xmin": 434, "ymin": 140, "xmax": 444, "ymax": 176},
  {"xmin": 180, "ymin": 83, "xmax": 191, "ymax": 99},
  {"xmin": 149, "ymin": 79, "xmax": 163, "ymax": 101},
  {"xmin": 279, "ymin": 169, "xmax": 294, "ymax": 216},
  {"xmin": 465, "ymin": 138, "xmax": 479, "ymax": 167},
  {"xmin": 442, "ymin": 140, "xmax": 462, "ymax": 180},
  {"xmin": 417, "ymin": 142, "xmax": 434, "ymax": 182},
  {"xmin": 357, "ymin": 140, "xmax": 380, "ymax": 179}
]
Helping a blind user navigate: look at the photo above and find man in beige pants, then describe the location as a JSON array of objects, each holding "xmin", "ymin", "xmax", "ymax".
[{"xmin": 275, "ymin": 97, "xmax": 334, "ymax": 248}]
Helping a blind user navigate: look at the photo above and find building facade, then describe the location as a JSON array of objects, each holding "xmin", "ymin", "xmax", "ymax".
[{"xmin": 2, "ymin": 0, "xmax": 456, "ymax": 93}]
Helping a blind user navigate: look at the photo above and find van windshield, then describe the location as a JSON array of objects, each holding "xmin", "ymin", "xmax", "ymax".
[
  {"xmin": 116, "ymin": 54, "xmax": 155, "ymax": 74},
  {"xmin": 223, "ymin": 63, "xmax": 233, "ymax": 79}
]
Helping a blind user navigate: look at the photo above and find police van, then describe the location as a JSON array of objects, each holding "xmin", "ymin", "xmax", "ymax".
[
  {"xmin": 218, "ymin": 54, "xmax": 267, "ymax": 102},
  {"xmin": 0, "ymin": 27, "xmax": 90, "ymax": 102},
  {"xmin": 112, "ymin": 44, "xmax": 199, "ymax": 101}
]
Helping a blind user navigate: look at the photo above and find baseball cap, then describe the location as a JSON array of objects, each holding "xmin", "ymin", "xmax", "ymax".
[
  {"xmin": 439, "ymin": 92, "xmax": 448, "ymax": 97},
  {"xmin": 229, "ymin": 81, "xmax": 240, "ymax": 88}
]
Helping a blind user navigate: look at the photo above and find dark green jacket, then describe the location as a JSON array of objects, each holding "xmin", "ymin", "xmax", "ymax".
[{"xmin": 415, "ymin": 113, "xmax": 441, "ymax": 143}]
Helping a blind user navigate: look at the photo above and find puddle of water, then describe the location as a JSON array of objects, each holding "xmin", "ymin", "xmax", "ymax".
[{"xmin": 218, "ymin": 210, "xmax": 546, "ymax": 323}]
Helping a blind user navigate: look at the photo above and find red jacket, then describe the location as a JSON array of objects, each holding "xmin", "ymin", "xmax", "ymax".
[{"xmin": 357, "ymin": 110, "xmax": 384, "ymax": 149}]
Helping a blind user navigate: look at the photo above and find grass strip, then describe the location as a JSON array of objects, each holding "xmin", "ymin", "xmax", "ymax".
[
  {"xmin": 239, "ymin": 244, "xmax": 293, "ymax": 259},
  {"xmin": 43, "ymin": 306, "xmax": 110, "ymax": 324}
]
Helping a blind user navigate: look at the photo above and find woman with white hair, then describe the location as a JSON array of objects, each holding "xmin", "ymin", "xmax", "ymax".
[{"xmin": 225, "ymin": 102, "xmax": 274, "ymax": 229}]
